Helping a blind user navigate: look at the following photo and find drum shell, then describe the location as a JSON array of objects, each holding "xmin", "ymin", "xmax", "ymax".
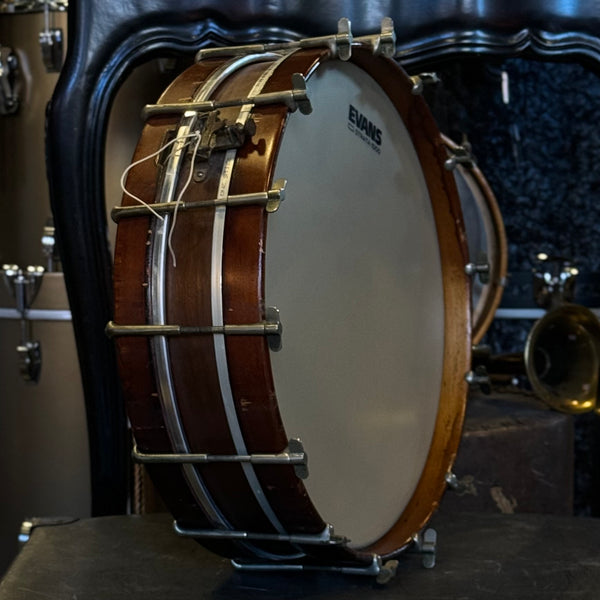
[{"xmin": 113, "ymin": 47, "xmax": 471, "ymax": 564}]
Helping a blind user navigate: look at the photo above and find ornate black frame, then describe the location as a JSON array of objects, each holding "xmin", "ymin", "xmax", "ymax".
[{"xmin": 46, "ymin": 0, "xmax": 600, "ymax": 515}]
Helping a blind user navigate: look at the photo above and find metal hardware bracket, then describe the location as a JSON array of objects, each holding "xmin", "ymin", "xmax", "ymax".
[
  {"xmin": 2, "ymin": 264, "xmax": 45, "ymax": 383},
  {"xmin": 3, "ymin": 264, "xmax": 45, "ymax": 312},
  {"xmin": 445, "ymin": 471, "xmax": 474, "ymax": 496},
  {"xmin": 133, "ymin": 437, "xmax": 308, "ymax": 479},
  {"xmin": 465, "ymin": 259, "xmax": 490, "ymax": 284},
  {"xmin": 41, "ymin": 219, "xmax": 60, "ymax": 271},
  {"xmin": 39, "ymin": 0, "xmax": 64, "ymax": 72},
  {"xmin": 532, "ymin": 254, "xmax": 578, "ymax": 308},
  {"xmin": 464, "ymin": 367, "xmax": 491, "ymax": 394},
  {"xmin": 355, "ymin": 16, "xmax": 396, "ymax": 58},
  {"xmin": 411, "ymin": 527, "xmax": 437, "ymax": 569},
  {"xmin": 142, "ymin": 73, "xmax": 311, "ymax": 119},
  {"xmin": 196, "ymin": 17, "xmax": 353, "ymax": 61},
  {"xmin": 0, "ymin": 46, "xmax": 20, "ymax": 115},
  {"xmin": 193, "ymin": 110, "xmax": 257, "ymax": 161},
  {"xmin": 111, "ymin": 179, "xmax": 286, "ymax": 222},
  {"xmin": 39, "ymin": 28, "xmax": 63, "ymax": 72},
  {"xmin": 195, "ymin": 17, "xmax": 396, "ymax": 62},
  {"xmin": 444, "ymin": 141, "xmax": 476, "ymax": 170},
  {"xmin": 232, "ymin": 553, "xmax": 395, "ymax": 580},
  {"xmin": 0, "ymin": 308, "xmax": 71, "ymax": 321},
  {"xmin": 174, "ymin": 520, "xmax": 348, "ymax": 546},
  {"xmin": 410, "ymin": 72, "xmax": 440, "ymax": 95},
  {"xmin": 18, "ymin": 517, "xmax": 78, "ymax": 549},
  {"xmin": 106, "ymin": 307, "xmax": 282, "ymax": 351},
  {"xmin": 1, "ymin": 1, "xmax": 68, "ymax": 12}
]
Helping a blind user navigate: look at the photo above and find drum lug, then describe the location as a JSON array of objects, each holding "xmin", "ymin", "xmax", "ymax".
[
  {"xmin": 410, "ymin": 72, "xmax": 440, "ymax": 95},
  {"xmin": 410, "ymin": 527, "xmax": 437, "ymax": 569},
  {"xmin": 287, "ymin": 437, "xmax": 308, "ymax": 479},
  {"xmin": 355, "ymin": 16, "xmax": 397, "ymax": 58},
  {"xmin": 265, "ymin": 306, "xmax": 283, "ymax": 351},
  {"xmin": 445, "ymin": 470, "xmax": 473, "ymax": 495},
  {"xmin": 465, "ymin": 366, "xmax": 492, "ymax": 394},
  {"xmin": 2, "ymin": 264, "xmax": 45, "ymax": 383},
  {"xmin": 331, "ymin": 16, "xmax": 352, "ymax": 61},
  {"xmin": 465, "ymin": 258, "xmax": 490, "ymax": 284},
  {"xmin": 444, "ymin": 139, "xmax": 476, "ymax": 170},
  {"xmin": 0, "ymin": 46, "xmax": 20, "ymax": 115}
]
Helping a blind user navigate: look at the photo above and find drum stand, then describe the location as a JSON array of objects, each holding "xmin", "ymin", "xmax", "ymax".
[{"xmin": 206, "ymin": 526, "xmax": 433, "ymax": 583}]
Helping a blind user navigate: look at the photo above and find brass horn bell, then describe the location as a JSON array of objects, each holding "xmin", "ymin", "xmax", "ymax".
[{"xmin": 524, "ymin": 254, "xmax": 600, "ymax": 414}]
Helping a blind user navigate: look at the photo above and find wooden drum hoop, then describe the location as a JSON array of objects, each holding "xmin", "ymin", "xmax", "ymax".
[{"xmin": 441, "ymin": 134, "xmax": 508, "ymax": 345}]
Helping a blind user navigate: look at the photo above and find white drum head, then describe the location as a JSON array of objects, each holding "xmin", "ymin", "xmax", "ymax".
[{"xmin": 266, "ymin": 60, "xmax": 445, "ymax": 548}]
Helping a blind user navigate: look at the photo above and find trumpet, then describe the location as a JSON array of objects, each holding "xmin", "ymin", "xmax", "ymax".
[
  {"xmin": 525, "ymin": 303, "xmax": 600, "ymax": 414},
  {"xmin": 476, "ymin": 255, "xmax": 600, "ymax": 414}
]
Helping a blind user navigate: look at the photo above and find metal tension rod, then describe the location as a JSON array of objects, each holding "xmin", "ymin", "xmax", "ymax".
[
  {"xmin": 142, "ymin": 73, "xmax": 311, "ymax": 119},
  {"xmin": 173, "ymin": 521, "xmax": 348, "ymax": 546},
  {"xmin": 133, "ymin": 448, "xmax": 305, "ymax": 465},
  {"xmin": 106, "ymin": 321, "xmax": 280, "ymax": 338},
  {"xmin": 196, "ymin": 17, "xmax": 353, "ymax": 61},
  {"xmin": 133, "ymin": 437, "xmax": 308, "ymax": 479},
  {"xmin": 194, "ymin": 17, "xmax": 396, "ymax": 62},
  {"xmin": 111, "ymin": 179, "xmax": 286, "ymax": 222},
  {"xmin": 231, "ymin": 554, "xmax": 388, "ymax": 580}
]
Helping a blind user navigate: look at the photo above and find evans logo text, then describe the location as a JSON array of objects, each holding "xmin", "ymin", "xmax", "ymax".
[{"xmin": 347, "ymin": 104, "xmax": 382, "ymax": 154}]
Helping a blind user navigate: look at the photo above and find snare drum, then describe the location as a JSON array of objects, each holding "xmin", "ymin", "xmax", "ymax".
[
  {"xmin": 111, "ymin": 45, "xmax": 470, "ymax": 570},
  {"xmin": 442, "ymin": 135, "xmax": 507, "ymax": 345}
]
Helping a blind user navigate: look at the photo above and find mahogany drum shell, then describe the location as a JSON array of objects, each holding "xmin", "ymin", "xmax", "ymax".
[{"xmin": 112, "ymin": 47, "xmax": 470, "ymax": 565}]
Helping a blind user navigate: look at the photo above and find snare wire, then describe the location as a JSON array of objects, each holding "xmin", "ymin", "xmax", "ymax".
[{"xmin": 119, "ymin": 130, "xmax": 202, "ymax": 267}]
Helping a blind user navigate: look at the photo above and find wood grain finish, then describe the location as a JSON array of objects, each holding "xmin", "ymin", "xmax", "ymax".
[
  {"xmin": 441, "ymin": 134, "xmax": 508, "ymax": 345},
  {"xmin": 347, "ymin": 48, "xmax": 470, "ymax": 558},
  {"xmin": 113, "ymin": 59, "xmax": 255, "ymax": 558},
  {"xmin": 112, "ymin": 46, "xmax": 470, "ymax": 566}
]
